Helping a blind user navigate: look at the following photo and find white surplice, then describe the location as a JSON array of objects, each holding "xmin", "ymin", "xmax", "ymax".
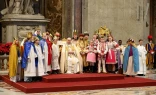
[
  {"xmin": 118, "ymin": 45, "xmax": 125, "ymax": 64},
  {"xmin": 24, "ymin": 46, "xmax": 37, "ymax": 77},
  {"xmin": 137, "ymin": 45, "xmax": 147, "ymax": 75},
  {"xmin": 43, "ymin": 42, "xmax": 51, "ymax": 72},
  {"xmin": 35, "ymin": 45, "xmax": 45, "ymax": 76},
  {"xmin": 52, "ymin": 43, "xmax": 60, "ymax": 70}
]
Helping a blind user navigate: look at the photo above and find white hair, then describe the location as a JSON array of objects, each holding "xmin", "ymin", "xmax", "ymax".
[{"xmin": 67, "ymin": 37, "xmax": 71, "ymax": 40}]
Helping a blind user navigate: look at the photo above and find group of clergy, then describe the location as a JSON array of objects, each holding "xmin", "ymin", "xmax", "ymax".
[{"xmin": 8, "ymin": 29, "xmax": 156, "ymax": 82}]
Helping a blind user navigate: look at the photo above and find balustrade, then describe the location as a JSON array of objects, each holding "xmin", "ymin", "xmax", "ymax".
[{"xmin": 0, "ymin": 55, "xmax": 9, "ymax": 75}]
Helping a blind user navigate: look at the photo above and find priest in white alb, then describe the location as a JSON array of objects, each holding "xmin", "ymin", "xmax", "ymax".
[
  {"xmin": 137, "ymin": 39, "xmax": 147, "ymax": 76},
  {"xmin": 52, "ymin": 36, "xmax": 60, "ymax": 74}
]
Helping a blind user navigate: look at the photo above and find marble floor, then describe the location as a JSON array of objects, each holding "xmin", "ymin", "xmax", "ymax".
[{"xmin": 0, "ymin": 70, "xmax": 156, "ymax": 95}]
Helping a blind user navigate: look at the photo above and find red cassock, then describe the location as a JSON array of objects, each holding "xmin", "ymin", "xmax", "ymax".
[{"xmin": 46, "ymin": 39, "xmax": 52, "ymax": 65}]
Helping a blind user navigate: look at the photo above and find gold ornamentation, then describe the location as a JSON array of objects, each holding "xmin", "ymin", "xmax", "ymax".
[
  {"xmin": 97, "ymin": 26, "xmax": 110, "ymax": 37},
  {"xmin": 73, "ymin": 30, "xmax": 78, "ymax": 36}
]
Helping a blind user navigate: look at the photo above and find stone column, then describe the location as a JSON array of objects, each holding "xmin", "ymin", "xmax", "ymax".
[
  {"xmin": 39, "ymin": 25, "xmax": 46, "ymax": 33},
  {"xmin": 62, "ymin": 0, "xmax": 74, "ymax": 38},
  {"xmin": 150, "ymin": 0, "xmax": 154, "ymax": 35},
  {"xmin": 6, "ymin": 25, "xmax": 13, "ymax": 42},
  {"xmin": 5, "ymin": 25, "xmax": 18, "ymax": 42},
  {"xmin": 74, "ymin": 0, "xmax": 82, "ymax": 34},
  {"xmin": 12, "ymin": 25, "xmax": 17, "ymax": 38},
  {"xmin": 40, "ymin": 0, "xmax": 45, "ymax": 15},
  {"xmin": 82, "ymin": 0, "xmax": 88, "ymax": 33}
]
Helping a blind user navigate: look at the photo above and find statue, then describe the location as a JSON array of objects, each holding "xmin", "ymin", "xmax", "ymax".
[
  {"xmin": 1, "ymin": 0, "xmax": 38, "ymax": 15},
  {"xmin": 22, "ymin": 0, "xmax": 34, "ymax": 14},
  {"xmin": 12, "ymin": 0, "xmax": 23, "ymax": 14},
  {"xmin": 1, "ymin": 0, "xmax": 22, "ymax": 15}
]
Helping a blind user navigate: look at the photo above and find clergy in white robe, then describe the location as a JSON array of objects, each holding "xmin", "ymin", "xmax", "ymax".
[
  {"xmin": 40, "ymin": 33, "xmax": 51, "ymax": 74},
  {"xmin": 137, "ymin": 39, "xmax": 147, "ymax": 75},
  {"xmin": 118, "ymin": 40, "xmax": 125, "ymax": 65},
  {"xmin": 34, "ymin": 37, "xmax": 45, "ymax": 76},
  {"xmin": 52, "ymin": 36, "xmax": 60, "ymax": 74},
  {"xmin": 60, "ymin": 37, "xmax": 82, "ymax": 74}
]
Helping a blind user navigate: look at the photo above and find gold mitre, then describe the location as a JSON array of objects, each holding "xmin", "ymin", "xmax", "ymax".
[
  {"xmin": 27, "ymin": 32, "xmax": 33, "ymax": 39},
  {"xmin": 73, "ymin": 30, "xmax": 78, "ymax": 35}
]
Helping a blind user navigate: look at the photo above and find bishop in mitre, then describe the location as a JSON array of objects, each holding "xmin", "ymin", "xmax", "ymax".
[{"xmin": 60, "ymin": 37, "xmax": 82, "ymax": 74}]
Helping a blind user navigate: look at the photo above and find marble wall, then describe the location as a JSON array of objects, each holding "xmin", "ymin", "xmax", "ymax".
[{"xmin": 83, "ymin": 0, "xmax": 150, "ymax": 44}]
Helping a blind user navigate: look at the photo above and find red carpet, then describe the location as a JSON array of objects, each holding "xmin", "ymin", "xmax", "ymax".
[
  {"xmin": 1, "ymin": 74, "xmax": 156, "ymax": 93},
  {"xmin": 43, "ymin": 73, "xmax": 124, "ymax": 82}
]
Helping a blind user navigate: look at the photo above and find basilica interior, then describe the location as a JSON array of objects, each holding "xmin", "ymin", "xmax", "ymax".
[
  {"xmin": 0, "ymin": 0, "xmax": 156, "ymax": 95},
  {"xmin": 0, "ymin": 0, "xmax": 156, "ymax": 43}
]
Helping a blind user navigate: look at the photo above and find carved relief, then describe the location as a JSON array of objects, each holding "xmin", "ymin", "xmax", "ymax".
[
  {"xmin": 45, "ymin": 0, "xmax": 62, "ymax": 36},
  {"xmin": 17, "ymin": 26, "xmax": 39, "ymax": 40}
]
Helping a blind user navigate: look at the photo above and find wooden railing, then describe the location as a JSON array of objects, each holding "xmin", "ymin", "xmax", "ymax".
[{"xmin": 0, "ymin": 55, "xmax": 9, "ymax": 71}]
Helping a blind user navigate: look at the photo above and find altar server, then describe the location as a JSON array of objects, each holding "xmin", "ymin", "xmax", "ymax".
[
  {"xmin": 52, "ymin": 36, "xmax": 60, "ymax": 74},
  {"xmin": 137, "ymin": 39, "xmax": 147, "ymax": 76},
  {"xmin": 40, "ymin": 32, "xmax": 51, "ymax": 74}
]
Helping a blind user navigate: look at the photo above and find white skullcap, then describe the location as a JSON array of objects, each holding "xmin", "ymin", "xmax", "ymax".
[{"xmin": 67, "ymin": 37, "xmax": 71, "ymax": 40}]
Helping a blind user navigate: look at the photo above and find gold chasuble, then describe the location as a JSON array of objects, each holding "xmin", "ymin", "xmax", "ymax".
[
  {"xmin": 77, "ymin": 39, "xmax": 88, "ymax": 67},
  {"xmin": 8, "ymin": 44, "xmax": 18, "ymax": 77}
]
